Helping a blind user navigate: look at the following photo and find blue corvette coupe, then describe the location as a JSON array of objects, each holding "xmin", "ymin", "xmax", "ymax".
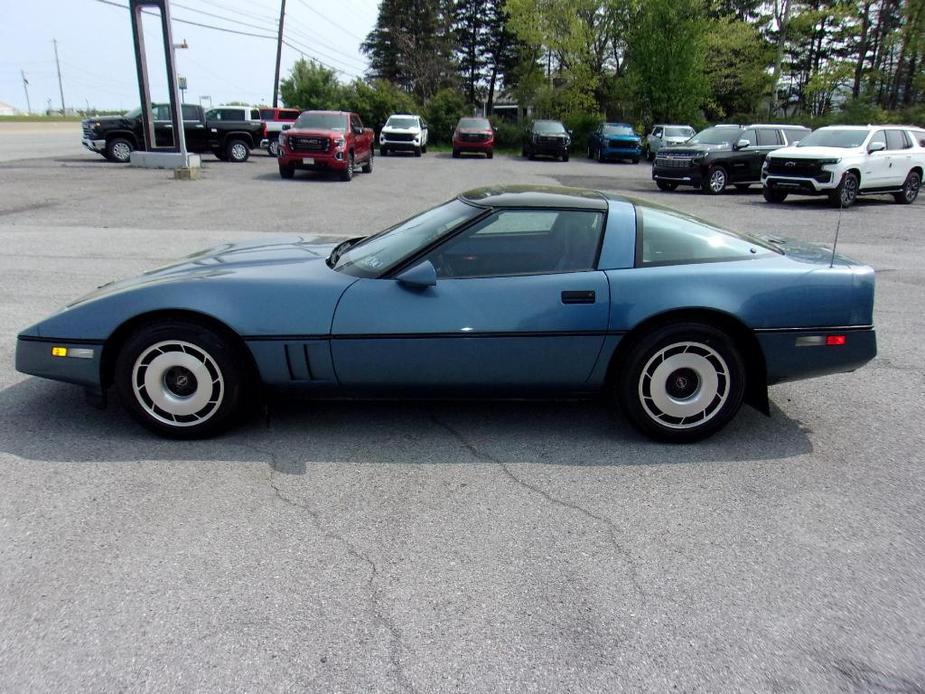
[{"xmin": 16, "ymin": 185, "xmax": 876, "ymax": 442}]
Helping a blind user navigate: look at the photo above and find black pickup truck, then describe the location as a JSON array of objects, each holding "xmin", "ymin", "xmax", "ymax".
[{"xmin": 81, "ymin": 103, "xmax": 264, "ymax": 163}]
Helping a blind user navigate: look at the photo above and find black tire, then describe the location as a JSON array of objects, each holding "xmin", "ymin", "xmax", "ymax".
[
  {"xmin": 225, "ymin": 138, "xmax": 250, "ymax": 163},
  {"xmin": 656, "ymin": 180, "xmax": 679, "ymax": 192},
  {"xmin": 380, "ymin": 146, "xmax": 388, "ymax": 156},
  {"xmin": 597, "ymin": 147, "xmax": 606, "ymax": 163},
  {"xmin": 763, "ymin": 187, "xmax": 787, "ymax": 203},
  {"xmin": 893, "ymin": 170, "xmax": 921, "ymax": 204},
  {"xmin": 421, "ymin": 144, "xmax": 427, "ymax": 154},
  {"xmin": 114, "ymin": 319, "xmax": 251, "ymax": 439},
  {"xmin": 829, "ymin": 171, "xmax": 859, "ymax": 208},
  {"xmin": 702, "ymin": 165, "xmax": 727, "ymax": 194},
  {"xmin": 362, "ymin": 148, "xmax": 373, "ymax": 173},
  {"xmin": 453, "ymin": 149, "xmax": 460, "ymax": 158},
  {"xmin": 105, "ymin": 137, "xmax": 133, "ymax": 163},
  {"xmin": 487, "ymin": 150, "xmax": 494, "ymax": 159},
  {"xmin": 528, "ymin": 152, "xmax": 536, "ymax": 161},
  {"xmin": 268, "ymin": 140, "xmax": 281, "ymax": 157},
  {"xmin": 632, "ymin": 157, "xmax": 640, "ymax": 164},
  {"xmin": 278, "ymin": 164, "xmax": 295, "ymax": 179},
  {"xmin": 213, "ymin": 149, "xmax": 228, "ymax": 161},
  {"xmin": 341, "ymin": 152, "xmax": 355, "ymax": 181},
  {"xmin": 735, "ymin": 184, "xmax": 751, "ymax": 192},
  {"xmin": 647, "ymin": 147, "xmax": 655, "ymax": 161},
  {"xmin": 414, "ymin": 147, "xmax": 422, "ymax": 157},
  {"xmin": 562, "ymin": 152, "xmax": 569, "ymax": 162},
  {"xmin": 587, "ymin": 145, "xmax": 593, "ymax": 159},
  {"xmin": 616, "ymin": 322, "xmax": 746, "ymax": 443}
]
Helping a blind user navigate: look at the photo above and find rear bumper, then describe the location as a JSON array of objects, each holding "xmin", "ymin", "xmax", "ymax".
[
  {"xmin": 16, "ymin": 336, "xmax": 104, "ymax": 390},
  {"xmin": 757, "ymin": 327, "xmax": 876, "ymax": 385}
]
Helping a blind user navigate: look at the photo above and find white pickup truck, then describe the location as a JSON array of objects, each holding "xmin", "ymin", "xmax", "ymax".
[
  {"xmin": 379, "ymin": 113, "xmax": 429, "ymax": 157},
  {"xmin": 762, "ymin": 124, "xmax": 925, "ymax": 207}
]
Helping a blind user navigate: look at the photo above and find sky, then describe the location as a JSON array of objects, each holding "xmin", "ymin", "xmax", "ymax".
[{"xmin": 0, "ymin": 0, "xmax": 379, "ymax": 113}]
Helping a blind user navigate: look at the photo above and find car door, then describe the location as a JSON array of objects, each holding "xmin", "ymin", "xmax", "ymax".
[
  {"xmin": 726, "ymin": 128, "xmax": 756, "ymax": 181},
  {"xmin": 649, "ymin": 126, "xmax": 663, "ymax": 154},
  {"xmin": 751, "ymin": 128, "xmax": 783, "ymax": 179},
  {"xmin": 350, "ymin": 114, "xmax": 370, "ymax": 160},
  {"xmin": 330, "ymin": 208, "xmax": 611, "ymax": 389},
  {"xmin": 885, "ymin": 129, "xmax": 913, "ymax": 187},
  {"xmin": 863, "ymin": 129, "xmax": 891, "ymax": 187},
  {"xmin": 152, "ymin": 104, "xmax": 175, "ymax": 148},
  {"xmin": 181, "ymin": 103, "xmax": 208, "ymax": 151}
]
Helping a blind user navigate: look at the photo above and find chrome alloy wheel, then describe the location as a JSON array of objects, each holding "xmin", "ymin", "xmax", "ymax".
[
  {"xmin": 841, "ymin": 174, "xmax": 858, "ymax": 205},
  {"xmin": 638, "ymin": 341, "xmax": 730, "ymax": 430},
  {"xmin": 708, "ymin": 168, "xmax": 727, "ymax": 193},
  {"xmin": 905, "ymin": 172, "xmax": 920, "ymax": 202},
  {"xmin": 231, "ymin": 142, "xmax": 248, "ymax": 161},
  {"xmin": 111, "ymin": 141, "xmax": 131, "ymax": 162},
  {"xmin": 131, "ymin": 340, "xmax": 224, "ymax": 427}
]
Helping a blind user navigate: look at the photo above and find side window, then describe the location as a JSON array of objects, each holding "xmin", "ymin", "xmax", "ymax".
[
  {"xmin": 785, "ymin": 128, "xmax": 807, "ymax": 144},
  {"xmin": 152, "ymin": 104, "xmax": 171, "ymax": 121},
  {"xmin": 250, "ymin": 109, "xmax": 260, "ymax": 120},
  {"xmin": 739, "ymin": 129, "xmax": 757, "ymax": 146},
  {"xmin": 206, "ymin": 109, "xmax": 223, "ymax": 121},
  {"xmin": 350, "ymin": 115, "xmax": 364, "ymax": 131},
  {"xmin": 757, "ymin": 128, "xmax": 782, "ymax": 146},
  {"xmin": 260, "ymin": 109, "xmax": 274, "ymax": 120},
  {"xmin": 182, "ymin": 104, "xmax": 200, "ymax": 121},
  {"xmin": 868, "ymin": 130, "xmax": 886, "ymax": 150},
  {"xmin": 282, "ymin": 110, "xmax": 300, "ymax": 120},
  {"xmin": 886, "ymin": 129, "xmax": 910, "ymax": 150},
  {"xmin": 639, "ymin": 207, "xmax": 765, "ymax": 266},
  {"xmin": 652, "ymin": 127, "xmax": 663, "ymax": 137},
  {"xmin": 425, "ymin": 210, "xmax": 605, "ymax": 278}
]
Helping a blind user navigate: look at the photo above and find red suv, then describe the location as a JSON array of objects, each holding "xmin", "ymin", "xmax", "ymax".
[
  {"xmin": 278, "ymin": 111, "xmax": 374, "ymax": 181},
  {"xmin": 452, "ymin": 117, "xmax": 495, "ymax": 159}
]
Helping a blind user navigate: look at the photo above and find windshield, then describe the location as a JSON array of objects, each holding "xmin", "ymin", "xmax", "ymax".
[
  {"xmin": 333, "ymin": 199, "xmax": 484, "ymax": 277},
  {"xmin": 458, "ymin": 118, "xmax": 490, "ymax": 130},
  {"xmin": 124, "ymin": 107, "xmax": 141, "ymax": 118},
  {"xmin": 534, "ymin": 121, "xmax": 567, "ymax": 134},
  {"xmin": 603, "ymin": 124, "xmax": 634, "ymax": 136},
  {"xmin": 665, "ymin": 126, "xmax": 694, "ymax": 138},
  {"xmin": 797, "ymin": 129, "xmax": 868, "ymax": 148},
  {"xmin": 386, "ymin": 116, "xmax": 418, "ymax": 129},
  {"xmin": 688, "ymin": 126, "xmax": 741, "ymax": 145},
  {"xmin": 294, "ymin": 112, "xmax": 346, "ymax": 131}
]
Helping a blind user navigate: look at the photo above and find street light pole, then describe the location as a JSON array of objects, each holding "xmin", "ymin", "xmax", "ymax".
[{"xmin": 272, "ymin": 0, "xmax": 286, "ymax": 107}]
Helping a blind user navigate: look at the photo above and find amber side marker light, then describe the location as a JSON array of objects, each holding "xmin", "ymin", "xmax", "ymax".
[
  {"xmin": 51, "ymin": 346, "xmax": 68, "ymax": 357},
  {"xmin": 50, "ymin": 346, "xmax": 94, "ymax": 359}
]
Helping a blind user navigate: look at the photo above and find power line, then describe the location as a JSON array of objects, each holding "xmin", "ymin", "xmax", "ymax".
[
  {"xmin": 92, "ymin": 0, "xmax": 277, "ymax": 39},
  {"xmin": 291, "ymin": 0, "xmax": 364, "ymax": 41},
  {"xmin": 284, "ymin": 16, "xmax": 368, "ymax": 69},
  {"xmin": 171, "ymin": 1, "xmax": 278, "ymax": 33}
]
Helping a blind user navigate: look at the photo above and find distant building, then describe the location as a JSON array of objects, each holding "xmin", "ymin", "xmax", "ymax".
[{"xmin": 0, "ymin": 101, "xmax": 18, "ymax": 116}]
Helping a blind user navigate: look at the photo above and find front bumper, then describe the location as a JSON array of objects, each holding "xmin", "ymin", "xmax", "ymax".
[
  {"xmin": 82, "ymin": 138, "xmax": 106, "ymax": 153},
  {"xmin": 601, "ymin": 145, "xmax": 641, "ymax": 159},
  {"xmin": 652, "ymin": 161, "xmax": 704, "ymax": 186},
  {"xmin": 763, "ymin": 175, "xmax": 834, "ymax": 195},
  {"xmin": 454, "ymin": 139, "xmax": 494, "ymax": 153},
  {"xmin": 278, "ymin": 150, "xmax": 349, "ymax": 171},
  {"xmin": 16, "ymin": 336, "xmax": 104, "ymax": 390},
  {"xmin": 757, "ymin": 327, "xmax": 876, "ymax": 385},
  {"xmin": 380, "ymin": 139, "xmax": 421, "ymax": 151}
]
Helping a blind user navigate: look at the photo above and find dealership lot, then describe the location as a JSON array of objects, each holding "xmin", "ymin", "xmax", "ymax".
[{"xmin": 1, "ymin": 128, "xmax": 924, "ymax": 692}]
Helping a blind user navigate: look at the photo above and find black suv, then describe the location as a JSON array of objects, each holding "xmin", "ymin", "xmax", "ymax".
[
  {"xmin": 522, "ymin": 120, "xmax": 571, "ymax": 161},
  {"xmin": 652, "ymin": 124, "xmax": 810, "ymax": 194}
]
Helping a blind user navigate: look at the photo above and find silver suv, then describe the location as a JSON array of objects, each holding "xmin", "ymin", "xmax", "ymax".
[{"xmin": 645, "ymin": 124, "xmax": 695, "ymax": 160}]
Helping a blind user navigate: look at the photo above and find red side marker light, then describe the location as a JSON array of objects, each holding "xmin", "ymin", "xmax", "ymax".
[{"xmin": 826, "ymin": 335, "xmax": 846, "ymax": 346}]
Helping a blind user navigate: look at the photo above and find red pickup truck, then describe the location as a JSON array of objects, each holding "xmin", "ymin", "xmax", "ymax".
[{"xmin": 277, "ymin": 110, "xmax": 374, "ymax": 181}]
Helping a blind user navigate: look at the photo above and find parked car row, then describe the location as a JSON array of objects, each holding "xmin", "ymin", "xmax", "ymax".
[{"xmin": 652, "ymin": 122, "xmax": 925, "ymax": 207}]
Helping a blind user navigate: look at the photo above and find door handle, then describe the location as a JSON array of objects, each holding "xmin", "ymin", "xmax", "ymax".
[{"xmin": 561, "ymin": 290, "xmax": 595, "ymax": 304}]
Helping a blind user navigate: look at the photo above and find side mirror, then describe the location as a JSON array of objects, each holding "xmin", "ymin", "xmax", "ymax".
[
  {"xmin": 396, "ymin": 260, "xmax": 437, "ymax": 289},
  {"xmin": 281, "ymin": 124, "xmax": 291, "ymax": 131},
  {"xmin": 868, "ymin": 141, "xmax": 886, "ymax": 153},
  {"xmin": 735, "ymin": 139, "xmax": 751, "ymax": 150}
]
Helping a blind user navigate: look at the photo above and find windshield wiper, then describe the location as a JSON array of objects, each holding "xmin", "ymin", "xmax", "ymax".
[{"xmin": 327, "ymin": 236, "xmax": 366, "ymax": 268}]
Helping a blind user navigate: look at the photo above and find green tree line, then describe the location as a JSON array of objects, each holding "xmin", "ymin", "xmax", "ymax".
[{"xmin": 279, "ymin": 0, "xmax": 925, "ymax": 144}]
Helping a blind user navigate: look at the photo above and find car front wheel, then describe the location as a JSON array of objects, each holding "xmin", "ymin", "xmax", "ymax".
[
  {"xmin": 616, "ymin": 323, "xmax": 746, "ymax": 442},
  {"xmin": 829, "ymin": 171, "xmax": 859, "ymax": 208},
  {"xmin": 763, "ymin": 187, "xmax": 788, "ymax": 203},
  {"xmin": 341, "ymin": 152, "xmax": 354, "ymax": 181},
  {"xmin": 703, "ymin": 166, "xmax": 727, "ymax": 194},
  {"xmin": 268, "ymin": 140, "xmax": 281, "ymax": 157},
  {"xmin": 114, "ymin": 320, "xmax": 249, "ymax": 438},
  {"xmin": 105, "ymin": 137, "xmax": 133, "ymax": 163},
  {"xmin": 656, "ymin": 180, "xmax": 679, "ymax": 192}
]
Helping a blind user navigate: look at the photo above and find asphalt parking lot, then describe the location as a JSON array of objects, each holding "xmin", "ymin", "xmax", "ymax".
[{"xmin": 1, "ymin": 128, "xmax": 924, "ymax": 693}]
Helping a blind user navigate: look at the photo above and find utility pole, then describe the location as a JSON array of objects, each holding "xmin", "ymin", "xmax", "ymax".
[
  {"xmin": 52, "ymin": 38, "xmax": 66, "ymax": 115},
  {"xmin": 21, "ymin": 70, "xmax": 31, "ymax": 114},
  {"xmin": 272, "ymin": 0, "xmax": 286, "ymax": 107}
]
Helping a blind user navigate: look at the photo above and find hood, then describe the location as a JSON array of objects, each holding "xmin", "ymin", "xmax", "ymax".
[
  {"xmin": 458, "ymin": 128, "xmax": 493, "ymax": 134},
  {"xmin": 67, "ymin": 235, "xmax": 341, "ymax": 308},
  {"xmin": 766, "ymin": 145, "xmax": 853, "ymax": 159},
  {"xmin": 286, "ymin": 127, "xmax": 346, "ymax": 138},
  {"xmin": 382, "ymin": 125, "xmax": 421, "ymax": 134},
  {"xmin": 663, "ymin": 136, "xmax": 690, "ymax": 144},
  {"xmin": 659, "ymin": 142, "xmax": 731, "ymax": 156},
  {"xmin": 606, "ymin": 134, "xmax": 640, "ymax": 142}
]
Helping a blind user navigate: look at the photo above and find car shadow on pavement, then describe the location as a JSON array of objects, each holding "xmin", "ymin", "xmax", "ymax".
[{"xmin": 0, "ymin": 377, "xmax": 813, "ymax": 474}]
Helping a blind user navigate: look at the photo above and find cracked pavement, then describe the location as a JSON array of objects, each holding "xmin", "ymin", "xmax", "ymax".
[{"xmin": 1, "ymin": 128, "xmax": 924, "ymax": 692}]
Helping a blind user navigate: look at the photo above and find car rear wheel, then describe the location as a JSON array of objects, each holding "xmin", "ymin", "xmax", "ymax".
[
  {"xmin": 362, "ymin": 148, "xmax": 373, "ymax": 173},
  {"xmin": 829, "ymin": 171, "xmax": 858, "ymax": 208},
  {"xmin": 616, "ymin": 323, "xmax": 746, "ymax": 442},
  {"xmin": 114, "ymin": 320, "xmax": 249, "ymax": 439},
  {"xmin": 226, "ymin": 139, "xmax": 250, "ymax": 163},
  {"xmin": 656, "ymin": 180, "xmax": 679, "ymax": 192},
  {"xmin": 893, "ymin": 170, "xmax": 921, "ymax": 204},
  {"xmin": 763, "ymin": 187, "xmax": 787, "ymax": 203},
  {"xmin": 703, "ymin": 166, "xmax": 727, "ymax": 194},
  {"xmin": 105, "ymin": 138, "xmax": 133, "ymax": 163}
]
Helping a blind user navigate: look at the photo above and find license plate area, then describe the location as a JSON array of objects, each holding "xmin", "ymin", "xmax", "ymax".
[{"xmin": 302, "ymin": 157, "xmax": 314, "ymax": 165}]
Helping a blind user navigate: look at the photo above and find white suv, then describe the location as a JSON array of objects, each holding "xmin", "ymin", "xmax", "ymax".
[
  {"xmin": 379, "ymin": 114, "xmax": 429, "ymax": 157},
  {"xmin": 762, "ymin": 124, "xmax": 925, "ymax": 207}
]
